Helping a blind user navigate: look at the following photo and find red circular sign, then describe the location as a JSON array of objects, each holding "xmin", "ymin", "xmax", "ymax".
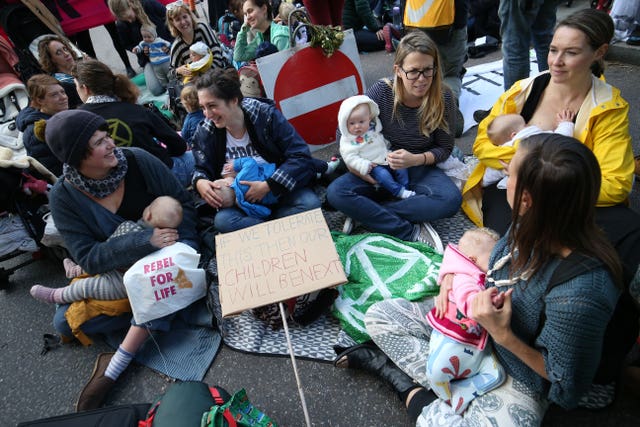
[{"xmin": 273, "ymin": 48, "xmax": 363, "ymax": 146}]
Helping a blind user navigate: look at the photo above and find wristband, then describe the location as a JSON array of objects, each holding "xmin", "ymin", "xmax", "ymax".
[{"xmin": 423, "ymin": 152, "xmax": 428, "ymax": 165}]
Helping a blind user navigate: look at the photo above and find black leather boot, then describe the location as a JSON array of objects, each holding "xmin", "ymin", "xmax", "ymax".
[{"xmin": 334, "ymin": 343, "xmax": 417, "ymax": 397}]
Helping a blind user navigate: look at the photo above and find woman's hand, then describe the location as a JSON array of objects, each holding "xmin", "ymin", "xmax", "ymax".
[
  {"xmin": 470, "ymin": 288, "xmax": 514, "ymax": 346},
  {"xmin": 222, "ymin": 161, "xmax": 236, "ymax": 178},
  {"xmin": 196, "ymin": 179, "xmax": 224, "ymax": 208},
  {"xmin": 176, "ymin": 65, "xmax": 191, "ymax": 76},
  {"xmin": 388, "ymin": 149, "xmax": 431, "ymax": 169},
  {"xmin": 376, "ymin": 29, "xmax": 384, "ymax": 41},
  {"xmin": 347, "ymin": 165, "xmax": 377, "ymax": 185},
  {"xmin": 472, "ymin": 288, "xmax": 548, "ymax": 378},
  {"xmin": 150, "ymin": 227, "xmax": 179, "ymax": 248},
  {"xmin": 435, "ymin": 273, "xmax": 453, "ymax": 318},
  {"xmin": 240, "ymin": 180, "xmax": 270, "ymax": 203}
]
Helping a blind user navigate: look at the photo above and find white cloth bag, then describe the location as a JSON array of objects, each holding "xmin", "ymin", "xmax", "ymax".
[{"xmin": 123, "ymin": 242, "xmax": 207, "ymax": 324}]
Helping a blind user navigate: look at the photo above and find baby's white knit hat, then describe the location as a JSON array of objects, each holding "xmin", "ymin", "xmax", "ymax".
[{"xmin": 189, "ymin": 41, "xmax": 209, "ymax": 56}]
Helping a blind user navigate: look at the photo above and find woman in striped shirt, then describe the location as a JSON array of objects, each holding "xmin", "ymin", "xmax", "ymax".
[{"xmin": 166, "ymin": 1, "xmax": 229, "ymax": 79}]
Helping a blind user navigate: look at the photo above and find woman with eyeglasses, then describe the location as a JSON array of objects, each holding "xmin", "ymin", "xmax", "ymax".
[
  {"xmin": 107, "ymin": 0, "xmax": 173, "ymax": 96},
  {"xmin": 327, "ymin": 30, "xmax": 461, "ymax": 247},
  {"xmin": 37, "ymin": 35, "xmax": 84, "ymax": 109},
  {"xmin": 165, "ymin": 0, "xmax": 228, "ymax": 79}
]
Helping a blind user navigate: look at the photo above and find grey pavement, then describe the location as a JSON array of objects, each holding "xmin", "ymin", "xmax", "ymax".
[{"xmin": 2, "ymin": 0, "xmax": 640, "ymax": 425}]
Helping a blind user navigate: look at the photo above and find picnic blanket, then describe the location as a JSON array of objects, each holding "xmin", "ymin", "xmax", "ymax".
[{"xmin": 209, "ymin": 209, "xmax": 474, "ymax": 362}]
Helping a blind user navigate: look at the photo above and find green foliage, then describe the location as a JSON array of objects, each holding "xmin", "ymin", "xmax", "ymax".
[{"xmin": 307, "ymin": 24, "xmax": 345, "ymax": 57}]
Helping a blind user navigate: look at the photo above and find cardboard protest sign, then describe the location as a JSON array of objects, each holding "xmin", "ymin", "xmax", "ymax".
[{"xmin": 215, "ymin": 208, "xmax": 347, "ymax": 317}]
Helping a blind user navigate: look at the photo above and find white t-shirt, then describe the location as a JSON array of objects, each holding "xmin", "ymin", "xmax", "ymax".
[{"xmin": 222, "ymin": 130, "xmax": 266, "ymax": 175}]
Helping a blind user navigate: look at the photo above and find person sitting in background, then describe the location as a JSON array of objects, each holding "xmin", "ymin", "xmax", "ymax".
[
  {"xmin": 37, "ymin": 35, "xmax": 83, "ymax": 109},
  {"xmin": 15, "ymin": 74, "xmax": 69, "ymax": 176},
  {"xmin": 217, "ymin": 0, "xmax": 243, "ymax": 47},
  {"xmin": 179, "ymin": 84, "xmax": 204, "ymax": 147},
  {"xmin": 75, "ymin": 59, "xmax": 193, "ymax": 187},
  {"xmin": 275, "ymin": 1, "xmax": 307, "ymax": 45},
  {"xmin": 342, "ymin": 0, "xmax": 400, "ymax": 53},
  {"xmin": 233, "ymin": 0, "xmax": 290, "ymax": 63},
  {"xmin": 166, "ymin": 0, "xmax": 228, "ymax": 79},
  {"xmin": 132, "ymin": 25, "xmax": 171, "ymax": 90}
]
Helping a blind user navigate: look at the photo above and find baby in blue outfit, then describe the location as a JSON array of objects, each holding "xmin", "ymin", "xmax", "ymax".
[{"xmin": 214, "ymin": 158, "xmax": 278, "ymax": 219}]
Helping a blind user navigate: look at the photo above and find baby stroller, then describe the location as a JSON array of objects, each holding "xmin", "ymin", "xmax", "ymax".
[
  {"xmin": 0, "ymin": 147, "xmax": 59, "ymax": 289},
  {"xmin": 0, "ymin": 34, "xmax": 29, "ymax": 155}
]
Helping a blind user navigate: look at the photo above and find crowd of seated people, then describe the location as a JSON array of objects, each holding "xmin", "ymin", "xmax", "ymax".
[{"xmin": 6, "ymin": 1, "xmax": 640, "ymax": 423}]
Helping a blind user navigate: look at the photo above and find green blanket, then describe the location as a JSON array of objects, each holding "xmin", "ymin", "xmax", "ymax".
[{"xmin": 331, "ymin": 232, "xmax": 442, "ymax": 343}]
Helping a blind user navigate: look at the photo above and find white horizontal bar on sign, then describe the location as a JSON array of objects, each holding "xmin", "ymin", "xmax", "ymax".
[{"xmin": 279, "ymin": 76, "xmax": 359, "ymax": 119}]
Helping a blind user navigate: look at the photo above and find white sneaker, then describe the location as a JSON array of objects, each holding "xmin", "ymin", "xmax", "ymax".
[
  {"xmin": 416, "ymin": 222, "xmax": 443, "ymax": 253},
  {"xmin": 343, "ymin": 217, "xmax": 354, "ymax": 234}
]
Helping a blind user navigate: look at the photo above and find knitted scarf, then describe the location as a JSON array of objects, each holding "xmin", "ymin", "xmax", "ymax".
[{"xmin": 63, "ymin": 148, "xmax": 128, "ymax": 199}]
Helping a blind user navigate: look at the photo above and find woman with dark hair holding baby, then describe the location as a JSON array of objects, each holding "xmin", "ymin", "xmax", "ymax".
[{"xmin": 43, "ymin": 109, "xmax": 198, "ymax": 411}]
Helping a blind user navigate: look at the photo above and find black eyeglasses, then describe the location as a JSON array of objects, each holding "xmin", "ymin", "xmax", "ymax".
[{"xmin": 400, "ymin": 67, "xmax": 436, "ymax": 80}]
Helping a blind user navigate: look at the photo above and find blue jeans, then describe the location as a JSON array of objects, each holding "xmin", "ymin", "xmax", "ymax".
[
  {"xmin": 370, "ymin": 164, "xmax": 409, "ymax": 197},
  {"xmin": 214, "ymin": 187, "xmax": 321, "ymax": 232},
  {"xmin": 171, "ymin": 151, "xmax": 195, "ymax": 188},
  {"xmin": 500, "ymin": 0, "xmax": 560, "ymax": 90},
  {"xmin": 327, "ymin": 166, "xmax": 462, "ymax": 240}
]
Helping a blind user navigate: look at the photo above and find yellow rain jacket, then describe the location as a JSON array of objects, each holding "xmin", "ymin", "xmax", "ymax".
[{"xmin": 462, "ymin": 71, "xmax": 634, "ymax": 227}]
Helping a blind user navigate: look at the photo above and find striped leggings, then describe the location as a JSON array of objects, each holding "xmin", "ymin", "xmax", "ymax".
[{"xmin": 59, "ymin": 270, "xmax": 127, "ymax": 302}]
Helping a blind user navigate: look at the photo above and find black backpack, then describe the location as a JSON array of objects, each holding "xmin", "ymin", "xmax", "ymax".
[
  {"xmin": 538, "ymin": 252, "xmax": 639, "ymax": 385},
  {"xmin": 17, "ymin": 404, "xmax": 150, "ymax": 427}
]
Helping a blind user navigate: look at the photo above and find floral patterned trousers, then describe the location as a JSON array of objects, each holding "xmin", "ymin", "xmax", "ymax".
[{"xmin": 364, "ymin": 298, "xmax": 548, "ymax": 426}]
